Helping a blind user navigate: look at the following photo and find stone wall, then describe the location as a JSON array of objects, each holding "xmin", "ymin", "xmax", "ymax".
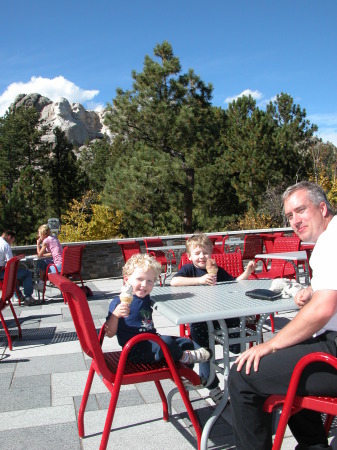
[
  {"xmin": 12, "ymin": 228, "xmax": 291, "ymax": 280},
  {"xmin": 12, "ymin": 240, "xmax": 147, "ymax": 280}
]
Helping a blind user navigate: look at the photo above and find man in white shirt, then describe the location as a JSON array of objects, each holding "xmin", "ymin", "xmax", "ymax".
[
  {"xmin": 0, "ymin": 230, "xmax": 37, "ymax": 305},
  {"xmin": 229, "ymin": 181, "xmax": 337, "ymax": 450}
]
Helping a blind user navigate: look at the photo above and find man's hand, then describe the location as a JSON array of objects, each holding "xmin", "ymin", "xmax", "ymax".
[
  {"xmin": 294, "ymin": 285, "xmax": 313, "ymax": 308},
  {"xmin": 234, "ymin": 341, "xmax": 275, "ymax": 374}
]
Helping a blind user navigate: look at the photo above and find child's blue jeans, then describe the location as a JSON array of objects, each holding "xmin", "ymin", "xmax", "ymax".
[{"xmin": 128, "ymin": 334, "xmax": 194, "ymax": 364}]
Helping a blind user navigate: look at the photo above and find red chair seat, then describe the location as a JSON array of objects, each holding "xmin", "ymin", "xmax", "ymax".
[
  {"xmin": 263, "ymin": 352, "xmax": 337, "ymax": 450},
  {"xmin": 252, "ymin": 236, "xmax": 301, "ymax": 280},
  {"xmin": 117, "ymin": 240, "xmax": 141, "ymax": 263}
]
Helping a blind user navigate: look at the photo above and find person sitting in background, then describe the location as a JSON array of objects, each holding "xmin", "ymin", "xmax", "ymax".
[
  {"xmin": 171, "ymin": 233, "xmax": 256, "ymax": 404},
  {"xmin": 35, "ymin": 224, "xmax": 63, "ymax": 291},
  {"xmin": 0, "ymin": 230, "xmax": 39, "ymax": 306}
]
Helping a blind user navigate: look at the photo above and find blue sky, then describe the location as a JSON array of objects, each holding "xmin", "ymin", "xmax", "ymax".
[{"xmin": 1, "ymin": 0, "xmax": 336, "ymax": 145}]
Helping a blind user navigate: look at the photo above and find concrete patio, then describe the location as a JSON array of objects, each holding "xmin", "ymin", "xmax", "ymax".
[{"xmin": 1, "ymin": 277, "xmax": 336, "ymax": 449}]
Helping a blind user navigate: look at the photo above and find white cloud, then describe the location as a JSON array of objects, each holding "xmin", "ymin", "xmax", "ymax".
[
  {"xmin": 0, "ymin": 76, "xmax": 99, "ymax": 116},
  {"xmin": 224, "ymin": 89, "xmax": 263, "ymax": 104},
  {"xmin": 257, "ymin": 95, "xmax": 277, "ymax": 108}
]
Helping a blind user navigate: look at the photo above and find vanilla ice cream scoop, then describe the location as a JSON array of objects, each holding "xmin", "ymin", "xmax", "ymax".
[{"xmin": 120, "ymin": 284, "xmax": 134, "ymax": 305}]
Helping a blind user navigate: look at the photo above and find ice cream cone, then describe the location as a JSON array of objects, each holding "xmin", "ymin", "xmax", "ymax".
[
  {"xmin": 206, "ymin": 258, "xmax": 218, "ymax": 284},
  {"xmin": 120, "ymin": 283, "xmax": 134, "ymax": 306},
  {"xmin": 120, "ymin": 294, "xmax": 133, "ymax": 305}
]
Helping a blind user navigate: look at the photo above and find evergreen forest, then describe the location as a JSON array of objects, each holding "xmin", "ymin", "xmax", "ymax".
[{"xmin": 1, "ymin": 41, "xmax": 336, "ymax": 244}]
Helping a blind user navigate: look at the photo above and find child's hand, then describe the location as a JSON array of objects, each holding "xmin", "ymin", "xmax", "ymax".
[
  {"xmin": 246, "ymin": 260, "xmax": 257, "ymax": 274},
  {"xmin": 113, "ymin": 302, "xmax": 130, "ymax": 318},
  {"xmin": 199, "ymin": 274, "xmax": 216, "ymax": 285}
]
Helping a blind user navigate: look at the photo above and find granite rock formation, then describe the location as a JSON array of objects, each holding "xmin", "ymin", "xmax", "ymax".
[{"xmin": 11, "ymin": 93, "xmax": 113, "ymax": 146}]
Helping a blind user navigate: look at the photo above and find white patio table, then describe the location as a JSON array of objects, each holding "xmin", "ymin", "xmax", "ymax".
[{"xmin": 151, "ymin": 279, "xmax": 298, "ymax": 450}]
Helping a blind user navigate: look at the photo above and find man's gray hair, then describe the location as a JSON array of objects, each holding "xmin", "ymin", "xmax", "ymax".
[{"xmin": 282, "ymin": 181, "xmax": 334, "ymax": 215}]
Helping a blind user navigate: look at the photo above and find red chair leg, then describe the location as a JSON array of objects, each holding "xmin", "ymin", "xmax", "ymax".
[
  {"xmin": 155, "ymin": 380, "xmax": 169, "ymax": 421},
  {"xmin": 100, "ymin": 383, "xmax": 123, "ymax": 450},
  {"xmin": 9, "ymin": 302, "xmax": 22, "ymax": 338},
  {"xmin": 0, "ymin": 311, "xmax": 13, "ymax": 350},
  {"xmin": 270, "ymin": 314, "xmax": 275, "ymax": 333},
  {"xmin": 78, "ymin": 365, "xmax": 96, "ymax": 438}
]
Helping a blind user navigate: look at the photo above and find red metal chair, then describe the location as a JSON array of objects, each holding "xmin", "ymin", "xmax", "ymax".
[
  {"xmin": 263, "ymin": 352, "xmax": 337, "ymax": 450},
  {"xmin": 144, "ymin": 238, "xmax": 176, "ymax": 266},
  {"xmin": 43, "ymin": 245, "xmax": 86, "ymax": 302},
  {"xmin": 49, "ymin": 273, "xmax": 203, "ymax": 450},
  {"xmin": 178, "ymin": 251, "xmax": 245, "ymax": 275},
  {"xmin": 221, "ymin": 236, "xmax": 230, "ymax": 253},
  {"xmin": 241, "ymin": 234, "xmax": 264, "ymax": 260},
  {"xmin": 0, "ymin": 255, "xmax": 24, "ymax": 350},
  {"xmin": 252, "ymin": 236, "xmax": 301, "ymax": 280},
  {"xmin": 211, "ymin": 251, "xmax": 245, "ymax": 277},
  {"xmin": 261, "ymin": 232, "xmax": 286, "ymax": 254},
  {"xmin": 117, "ymin": 240, "xmax": 141, "ymax": 263},
  {"xmin": 178, "ymin": 251, "xmax": 190, "ymax": 270},
  {"xmin": 208, "ymin": 235, "xmax": 223, "ymax": 254}
]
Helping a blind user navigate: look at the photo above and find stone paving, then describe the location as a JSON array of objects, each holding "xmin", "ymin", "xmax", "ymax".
[{"xmin": 0, "ymin": 277, "xmax": 336, "ymax": 449}]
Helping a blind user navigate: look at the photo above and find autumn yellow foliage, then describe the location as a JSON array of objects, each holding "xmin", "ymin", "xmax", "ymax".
[
  {"xmin": 58, "ymin": 192, "xmax": 123, "ymax": 242},
  {"xmin": 236, "ymin": 209, "xmax": 274, "ymax": 231}
]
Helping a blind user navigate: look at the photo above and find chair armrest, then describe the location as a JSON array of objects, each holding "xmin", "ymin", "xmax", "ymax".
[
  {"xmin": 46, "ymin": 263, "xmax": 58, "ymax": 275},
  {"xmin": 254, "ymin": 258, "xmax": 268, "ymax": 271},
  {"xmin": 98, "ymin": 324, "xmax": 106, "ymax": 346},
  {"xmin": 118, "ymin": 333, "xmax": 201, "ymax": 386}
]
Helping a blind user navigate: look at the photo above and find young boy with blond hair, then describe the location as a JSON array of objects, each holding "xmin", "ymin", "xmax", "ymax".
[
  {"xmin": 171, "ymin": 233, "xmax": 256, "ymax": 404},
  {"xmin": 105, "ymin": 253, "xmax": 212, "ymax": 366}
]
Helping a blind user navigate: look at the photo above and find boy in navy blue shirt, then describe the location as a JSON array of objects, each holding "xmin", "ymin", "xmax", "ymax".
[
  {"xmin": 105, "ymin": 253, "xmax": 212, "ymax": 366},
  {"xmin": 171, "ymin": 234, "xmax": 256, "ymax": 404}
]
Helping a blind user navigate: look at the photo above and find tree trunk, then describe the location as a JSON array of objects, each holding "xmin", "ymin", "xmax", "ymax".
[{"xmin": 183, "ymin": 167, "xmax": 194, "ymax": 233}]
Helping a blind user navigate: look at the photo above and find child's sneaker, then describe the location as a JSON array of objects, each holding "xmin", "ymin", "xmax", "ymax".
[{"xmin": 184, "ymin": 347, "xmax": 212, "ymax": 364}]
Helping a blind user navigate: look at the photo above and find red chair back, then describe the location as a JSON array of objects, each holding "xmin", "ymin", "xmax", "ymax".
[
  {"xmin": 241, "ymin": 235, "xmax": 264, "ymax": 260},
  {"xmin": 178, "ymin": 252, "xmax": 190, "ymax": 269},
  {"xmin": 48, "ymin": 273, "xmax": 203, "ymax": 450},
  {"xmin": 262, "ymin": 232, "xmax": 285, "ymax": 253},
  {"xmin": 269, "ymin": 236, "xmax": 300, "ymax": 274},
  {"xmin": 0, "ymin": 255, "xmax": 24, "ymax": 350},
  {"xmin": 61, "ymin": 245, "xmax": 85, "ymax": 278},
  {"xmin": 221, "ymin": 236, "xmax": 230, "ymax": 252},
  {"xmin": 263, "ymin": 352, "xmax": 337, "ymax": 450},
  {"xmin": 144, "ymin": 238, "xmax": 165, "ymax": 260},
  {"xmin": 117, "ymin": 240, "xmax": 141, "ymax": 263},
  {"xmin": 0, "ymin": 255, "xmax": 24, "ymax": 303},
  {"xmin": 211, "ymin": 252, "xmax": 244, "ymax": 277},
  {"xmin": 44, "ymin": 245, "xmax": 85, "ymax": 302},
  {"xmin": 144, "ymin": 238, "xmax": 177, "ymax": 267}
]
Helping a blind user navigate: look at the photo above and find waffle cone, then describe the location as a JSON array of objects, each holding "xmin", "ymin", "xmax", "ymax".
[{"xmin": 120, "ymin": 295, "xmax": 133, "ymax": 305}]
